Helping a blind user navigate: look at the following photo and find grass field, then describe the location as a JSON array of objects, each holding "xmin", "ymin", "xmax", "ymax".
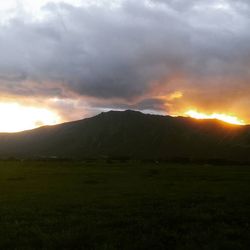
[{"xmin": 0, "ymin": 161, "xmax": 249, "ymax": 249}]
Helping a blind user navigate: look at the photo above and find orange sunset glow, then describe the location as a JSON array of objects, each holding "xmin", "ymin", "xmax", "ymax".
[
  {"xmin": 0, "ymin": 102, "xmax": 61, "ymax": 132},
  {"xmin": 185, "ymin": 110, "xmax": 246, "ymax": 126}
]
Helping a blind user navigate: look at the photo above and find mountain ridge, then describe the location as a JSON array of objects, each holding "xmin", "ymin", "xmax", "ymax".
[{"xmin": 0, "ymin": 110, "xmax": 249, "ymax": 162}]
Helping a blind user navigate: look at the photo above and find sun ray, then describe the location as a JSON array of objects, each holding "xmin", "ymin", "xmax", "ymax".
[
  {"xmin": 0, "ymin": 102, "xmax": 61, "ymax": 132},
  {"xmin": 185, "ymin": 110, "xmax": 245, "ymax": 126}
]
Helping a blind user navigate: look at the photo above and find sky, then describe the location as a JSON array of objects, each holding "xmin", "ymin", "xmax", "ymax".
[{"xmin": 0, "ymin": 0, "xmax": 250, "ymax": 131}]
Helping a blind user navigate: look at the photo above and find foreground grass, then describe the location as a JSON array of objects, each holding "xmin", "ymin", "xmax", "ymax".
[{"xmin": 0, "ymin": 161, "xmax": 249, "ymax": 249}]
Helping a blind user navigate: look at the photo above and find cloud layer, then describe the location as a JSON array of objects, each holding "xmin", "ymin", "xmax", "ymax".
[{"xmin": 1, "ymin": 0, "xmax": 250, "ymax": 121}]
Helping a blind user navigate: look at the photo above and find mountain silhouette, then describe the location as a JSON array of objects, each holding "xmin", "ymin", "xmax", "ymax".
[{"xmin": 0, "ymin": 110, "xmax": 250, "ymax": 162}]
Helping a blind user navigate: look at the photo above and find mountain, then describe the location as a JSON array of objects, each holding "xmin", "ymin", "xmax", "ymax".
[{"xmin": 0, "ymin": 110, "xmax": 250, "ymax": 162}]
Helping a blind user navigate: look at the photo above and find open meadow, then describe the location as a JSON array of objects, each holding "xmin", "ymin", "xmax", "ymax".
[{"xmin": 0, "ymin": 160, "xmax": 249, "ymax": 249}]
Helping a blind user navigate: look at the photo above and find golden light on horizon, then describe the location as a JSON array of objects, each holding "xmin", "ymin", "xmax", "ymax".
[
  {"xmin": 185, "ymin": 110, "xmax": 245, "ymax": 126},
  {"xmin": 0, "ymin": 102, "xmax": 61, "ymax": 132}
]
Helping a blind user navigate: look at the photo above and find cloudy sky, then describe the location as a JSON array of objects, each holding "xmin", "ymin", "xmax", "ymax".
[{"xmin": 0, "ymin": 0, "xmax": 250, "ymax": 130}]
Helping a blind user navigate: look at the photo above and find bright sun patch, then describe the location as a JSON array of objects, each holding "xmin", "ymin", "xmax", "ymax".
[
  {"xmin": 0, "ymin": 102, "xmax": 61, "ymax": 132},
  {"xmin": 185, "ymin": 110, "xmax": 245, "ymax": 126}
]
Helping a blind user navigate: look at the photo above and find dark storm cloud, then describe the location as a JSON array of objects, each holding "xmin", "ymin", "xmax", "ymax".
[
  {"xmin": 0, "ymin": 0, "xmax": 192, "ymax": 98},
  {"xmin": 0, "ymin": 0, "xmax": 250, "ymax": 116}
]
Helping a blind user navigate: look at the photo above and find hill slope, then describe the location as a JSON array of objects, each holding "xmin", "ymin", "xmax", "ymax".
[{"xmin": 0, "ymin": 110, "xmax": 250, "ymax": 161}]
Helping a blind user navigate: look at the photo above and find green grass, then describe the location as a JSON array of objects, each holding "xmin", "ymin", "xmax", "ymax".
[{"xmin": 0, "ymin": 161, "xmax": 249, "ymax": 249}]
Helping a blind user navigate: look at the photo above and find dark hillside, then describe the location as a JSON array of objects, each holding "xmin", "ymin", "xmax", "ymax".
[{"xmin": 0, "ymin": 110, "xmax": 249, "ymax": 161}]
